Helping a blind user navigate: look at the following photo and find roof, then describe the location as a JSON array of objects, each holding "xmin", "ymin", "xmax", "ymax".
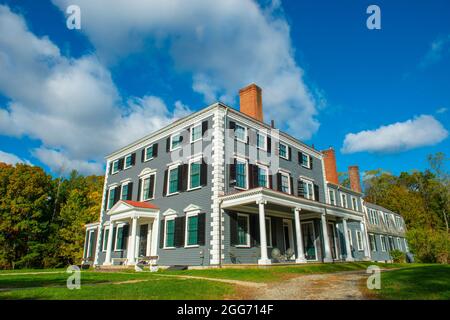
[{"xmin": 123, "ymin": 200, "xmax": 159, "ymax": 210}]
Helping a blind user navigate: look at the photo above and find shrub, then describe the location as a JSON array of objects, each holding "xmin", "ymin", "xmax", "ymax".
[{"xmin": 390, "ymin": 249, "xmax": 406, "ymax": 263}]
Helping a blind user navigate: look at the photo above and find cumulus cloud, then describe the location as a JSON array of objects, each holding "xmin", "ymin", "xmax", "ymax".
[
  {"xmin": 51, "ymin": 0, "xmax": 320, "ymax": 139},
  {"xmin": 0, "ymin": 150, "xmax": 30, "ymax": 165},
  {"xmin": 419, "ymin": 34, "xmax": 450, "ymax": 69},
  {"xmin": 341, "ymin": 115, "xmax": 448, "ymax": 154},
  {"xmin": 0, "ymin": 5, "xmax": 190, "ymax": 174}
]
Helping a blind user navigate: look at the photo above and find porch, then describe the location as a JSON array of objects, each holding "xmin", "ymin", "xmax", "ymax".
[{"xmin": 220, "ymin": 187, "xmax": 371, "ymax": 265}]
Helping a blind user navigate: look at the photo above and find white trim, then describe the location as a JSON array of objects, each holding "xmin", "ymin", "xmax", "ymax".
[
  {"xmin": 356, "ymin": 230, "xmax": 364, "ymax": 251},
  {"xmin": 329, "ymin": 188, "xmax": 336, "ymax": 205},
  {"xmin": 256, "ymin": 163, "xmax": 270, "ymax": 188},
  {"xmin": 299, "ymin": 178, "xmax": 315, "ymax": 200},
  {"xmin": 234, "ymin": 123, "xmax": 248, "ymax": 143},
  {"xmin": 163, "ymin": 216, "xmax": 176, "ymax": 249},
  {"xmin": 86, "ymin": 229, "xmax": 95, "ymax": 258},
  {"xmin": 351, "ymin": 196, "xmax": 358, "ymax": 211},
  {"xmin": 300, "ymin": 153, "xmax": 311, "ymax": 169},
  {"xmin": 162, "ymin": 208, "xmax": 177, "ymax": 216},
  {"xmin": 190, "ymin": 123, "xmax": 203, "ymax": 143},
  {"xmin": 184, "ymin": 204, "xmax": 202, "ymax": 213},
  {"xmin": 114, "ymin": 223, "xmax": 126, "ymax": 252},
  {"xmin": 397, "ymin": 237, "xmax": 402, "ymax": 251},
  {"xmin": 107, "ymin": 187, "xmax": 116, "ymax": 210},
  {"xmin": 169, "ymin": 132, "xmax": 182, "ymax": 152},
  {"xmin": 120, "ymin": 181, "xmax": 130, "ymax": 201},
  {"xmin": 143, "ymin": 144, "xmax": 154, "ymax": 162},
  {"xmin": 187, "ymin": 156, "xmax": 203, "ymax": 191},
  {"xmin": 140, "ymin": 172, "xmax": 156, "ymax": 201},
  {"xmin": 111, "ymin": 159, "xmax": 120, "ymax": 174},
  {"xmin": 380, "ymin": 235, "xmax": 386, "ymax": 252},
  {"xmin": 256, "ymin": 132, "xmax": 267, "ymax": 151},
  {"xmin": 340, "ymin": 192, "xmax": 348, "ymax": 208},
  {"xmin": 279, "ymin": 170, "xmax": 291, "ymax": 194},
  {"xmin": 102, "ymin": 226, "xmax": 110, "ymax": 252},
  {"xmin": 279, "ymin": 142, "xmax": 289, "ymax": 160},
  {"xmin": 235, "ymin": 213, "xmax": 251, "ymax": 248},
  {"xmin": 124, "ymin": 154, "xmax": 133, "ymax": 170},
  {"xmin": 369, "ymin": 233, "xmax": 377, "ymax": 252},
  {"xmin": 166, "ymin": 163, "xmax": 181, "ymax": 196},
  {"xmin": 184, "ymin": 212, "xmax": 200, "ymax": 248},
  {"xmin": 234, "ymin": 157, "xmax": 249, "ymax": 190},
  {"xmin": 348, "ymin": 229, "xmax": 353, "ymax": 248}
]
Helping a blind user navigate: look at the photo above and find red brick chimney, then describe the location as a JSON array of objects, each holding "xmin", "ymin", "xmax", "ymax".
[
  {"xmin": 239, "ymin": 84, "xmax": 263, "ymax": 122},
  {"xmin": 322, "ymin": 147, "xmax": 339, "ymax": 185},
  {"xmin": 348, "ymin": 165, "xmax": 362, "ymax": 193}
]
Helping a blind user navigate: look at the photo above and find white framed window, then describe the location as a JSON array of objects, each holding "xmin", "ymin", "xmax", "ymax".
[
  {"xmin": 404, "ymin": 238, "xmax": 409, "ymax": 252},
  {"xmin": 86, "ymin": 229, "xmax": 96, "ymax": 258},
  {"xmin": 351, "ymin": 196, "xmax": 358, "ymax": 211},
  {"xmin": 300, "ymin": 178, "xmax": 314, "ymax": 200},
  {"xmin": 185, "ymin": 212, "xmax": 199, "ymax": 248},
  {"xmin": 167, "ymin": 164, "xmax": 181, "ymax": 195},
  {"xmin": 348, "ymin": 230, "xmax": 353, "ymax": 248},
  {"xmin": 111, "ymin": 160, "xmax": 120, "ymax": 174},
  {"xmin": 141, "ymin": 173, "xmax": 156, "ymax": 201},
  {"xmin": 356, "ymin": 230, "xmax": 363, "ymax": 251},
  {"xmin": 188, "ymin": 157, "xmax": 202, "ymax": 190},
  {"xmin": 170, "ymin": 133, "xmax": 182, "ymax": 151},
  {"xmin": 144, "ymin": 145, "xmax": 154, "ymax": 161},
  {"xmin": 234, "ymin": 123, "xmax": 247, "ymax": 143},
  {"xmin": 265, "ymin": 217, "xmax": 272, "ymax": 247},
  {"xmin": 114, "ymin": 224, "xmax": 126, "ymax": 251},
  {"xmin": 164, "ymin": 216, "xmax": 176, "ymax": 249},
  {"xmin": 124, "ymin": 154, "xmax": 133, "ymax": 170},
  {"xmin": 107, "ymin": 186, "xmax": 116, "ymax": 210},
  {"xmin": 236, "ymin": 213, "xmax": 250, "ymax": 247},
  {"xmin": 329, "ymin": 189, "xmax": 336, "ymax": 205},
  {"xmin": 300, "ymin": 153, "xmax": 311, "ymax": 168},
  {"xmin": 256, "ymin": 164, "xmax": 269, "ymax": 188},
  {"xmin": 256, "ymin": 132, "xmax": 267, "ymax": 150},
  {"xmin": 279, "ymin": 142, "xmax": 288, "ymax": 159},
  {"xmin": 380, "ymin": 235, "xmax": 386, "ymax": 252},
  {"xmin": 340, "ymin": 193, "xmax": 348, "ymax": 208},
  {"xmin": 397, "ymin": 237, "xmax": 402, "ymax": 251},
  {"xmin": 120, "ymin": 181, "xmax": 130, "ymax": 200},
  {"xmin": 280, "ymin": 171, "xmax": 291, "ymax": 194},
  {"xmin": 102, "ymin": 226, "xmax": 110, "ymax": 252},
  {"xmin": 235, "ymin": 158, "xmax": 248, "ymax": 190},
  {"xmin": 190, "ymin": 123, "xmax": 202, "ymax": 143},
  {"xmin": 369, "ymin": 234, "xmax": 377, "ymax": 252}
]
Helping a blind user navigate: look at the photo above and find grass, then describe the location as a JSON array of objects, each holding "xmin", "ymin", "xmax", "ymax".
[{"xmin": 375, "ymin": 264, "xmax": 450, "ymax": 300}]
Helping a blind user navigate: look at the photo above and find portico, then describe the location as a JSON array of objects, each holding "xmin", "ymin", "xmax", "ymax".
[{"xmin": 103, "ymin": 200, "xmax": 160, "ymax": 266}]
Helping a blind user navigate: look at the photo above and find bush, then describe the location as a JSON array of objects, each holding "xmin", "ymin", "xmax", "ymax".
[
  {"xmin": 407, "ymin": 228, "xmax": 450, "ymax": 263},
  {"xmin": 390, "ymin": 249, "xmax": 406, "ymax": 263}
]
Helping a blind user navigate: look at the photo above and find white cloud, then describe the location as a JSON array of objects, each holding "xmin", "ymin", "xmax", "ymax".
[
  {"xmin": 0, "ymin": 150, "xmax": 30, "ymax": 165},
  {"xmin": 420, "ymin": 34, "xmax": 450, "ymax": 68},
  {"xmin": 0, "ymin": 5, "xmax": 190, "ymax": 174},
  {"xmin": 436, "ymin": 107, "xmax": 448, "ymax": 114},
  {"xmin": 341, "ymin": 115, "xmax": 448, "ymax": 154},
  {"xmin": 51, "ymin": 0, "xmax": 320, "ymax": 139}
]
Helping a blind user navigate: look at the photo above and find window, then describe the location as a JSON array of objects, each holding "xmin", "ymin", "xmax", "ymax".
[
  {"xmin": 340, "ymin": 193, "xmax": 348, "ymax": 208},
  {"xmin": 237, "ymin": 214, "xmax": 250, "ymax": 247},
  {"xmin": 86, "ymin": 229, "xmax": 95, "ymax": 258},
  {"xmin": 301, "ymin": 153, "xmax": 310, "ymax": 168},
  {"xmin": 185, "ymin": 214, "xmax": 199, "ymax": 247},
  {"xmin": 234, "ymin": 124, "xmax": 247, "ymax": 142},
  {"xmin": 124, "ymin": 154, "xmax": 133, "ymax": 169},
  {"xmin": 301, "ymin": 179, "xmax": 314, "ymax": 200},
  {"xmin": 356, "ymin": 231, "xmax": 363, "ymax": 251},
  {"xmin": 170, "ymin": 133, "xmax": 182, "ymax": 151},
  {"xmin": 167, "ymin": 165, "xmax": 179, "ymax": 195},
  {"xmin": 114, "ymin": 225, "xmax": 125, "ymax": 251},
  {"xmin": 397, "ymin": 237, "xmax": 402, "ymax": 251},
  {"xmin": 102, "ymin": 227, "xmax": 110, "ymax": 251},
  {"xmin": 111, "ymin": 160, "xmax": 120, "ymax": 174},
  {"xmin": 380, "ymin": 235, "xmax": 386, "ymax": 252},
  {"xmin": 279, "ymin": 143, "xmax": 288, "ymax": 159},
  {"xmin": 256, "ymin": 132, "xmax": 267, "ymax": 150},
  {"xmin": 236, "ymin": 159, "xmax": 247, "ymax": 189},
  {"xmin": 351, "ymin": 197, "xmax": 358, "ymax": 211},
  {"xmin": 190, "ymin": 124, "xmax": 202, "ymax": 143},
  {"xmin": 164, "ymin": 218, "xmax": 175, "ymax": 248},
  {"xmin": 265, "ymin": 217, "xmax": 272, "ymax": 247},
  {"xmin": 329, "ymin": 189, "xmax": 336, "ymax": 205},
  {"xmin": 257, "ymin": 165, "xmax": 269, "ymax": 188},
  {"xmin": 144, "ymin": 145, "xmax": 154, "ymax": 161},
  {"xmin": 369, "ymin": 234, "xmax": 377, "ymax": 251},
  {"xmin": 107, "ymin": 187, "xmax": 116, "ymax": 209},
  {"xmin": 280, "ymin": 172, "xmax": 290, "ymax": 194},
  {"xmin": 348, "ymin": 230, "xmax": 353, "ymax": 248},
  {"xmin": 120, "ymin": 183, "xmax": 129, "ymax": 200},
  {"xmin": 141, "ymin": 174, "xmax": 155, "ymax": 201},
  {"xmin": 188, "ymin": 159, "xmax": 201, "ymax": 190}
]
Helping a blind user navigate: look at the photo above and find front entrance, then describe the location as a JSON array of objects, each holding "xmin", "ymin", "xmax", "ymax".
[
  {"xmin": 327, "ymin": 223, "xmax": 339, "ymax": 260},
  {"xmin": 282, "ymin": 219, "xmax": 295, "ymax": 260},
  {"xmin": 302, "ymin": 221, "xmax": 317, "ymax": 261},
  {"xmin": 138, "ymin": 224, "xmax": 149, "ymax": 257}
]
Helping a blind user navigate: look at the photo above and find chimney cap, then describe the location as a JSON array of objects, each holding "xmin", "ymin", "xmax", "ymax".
[{"xmin": 239, "ymin": 83, "xmax": 261, "ymax": 93}]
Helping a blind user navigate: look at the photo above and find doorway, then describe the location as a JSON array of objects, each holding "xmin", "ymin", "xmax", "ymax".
[
  {"xmin": 138, "ymin": 224, "xmax": 149, "ymax": 257},
  {"xmin": 302, "ymin": 221, "xmax": 317, "ymax": 261},
  {"xmin": 327, "ymin": 222, "xmax": 339, "ymax": 260},
  {"xmin": 282, "ymin": 219, "xmax": 295, "ymax": 260}
]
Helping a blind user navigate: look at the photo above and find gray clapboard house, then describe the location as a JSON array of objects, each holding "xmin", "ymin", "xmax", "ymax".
[{"xmin": 82, "ymin": 84, "xmax": 409, "ymax": 267}]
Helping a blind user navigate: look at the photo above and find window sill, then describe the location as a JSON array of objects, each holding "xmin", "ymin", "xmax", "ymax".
[
  {"xmin": 166, "ymin": 192, "xmax": 180, "ymax": 197},
  {"xmin": 235, "ymin": 245, "xmax": 250, "ymax": 248},
  {"xmin": 184, "ymin": 245, "xmax": 200, "ymax": 248},
  {"xmin": 235, "ymin": 138, "xmax": 247, "ymax": 144},
  {"xmin": 144, "ymin": 157, "xmax": 154, "ymax": 162},
  {"xmin": 301, "ymin": 164, "xmax": 311, "ymax": 169},
  {"xmin": 187, "ymin": 186, "xmax": 202, "ymax": 192},
  {"xmin": 169, "ymin": 146, "xmax": 182, "ymax": 152},
  {"xmin": 123, "ymin": 166, "xmax": 132, "ymax": 170},
  {"xmin": 164, "ymin": 247, "xmax": 176, "ymax": 250},
  {"xmin": 190, "ymin": 138, "xmax": 202, "ymax": 144},
  {"xmin": 234, "ymin": 186, "xmax": 248, "ymax": 191}
]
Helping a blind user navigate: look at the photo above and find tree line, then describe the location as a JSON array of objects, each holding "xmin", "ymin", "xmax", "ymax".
[{"xmin": 0, "ymin": 153, "xmax": 448, "ymax": 269}]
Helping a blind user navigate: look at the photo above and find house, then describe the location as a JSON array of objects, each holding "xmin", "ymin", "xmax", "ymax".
[{"xmin": 82, "ymin": 83, "xmax": 409, "ymax": 267}]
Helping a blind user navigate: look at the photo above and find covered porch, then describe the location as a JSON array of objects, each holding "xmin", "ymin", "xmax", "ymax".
[
  {"xmin": 220, "ymin": 188, "xmax": 370, "ymax": 265},
  {"xmin": 104, "ymin": 200, "xmax": 160, "ymax": 266}
]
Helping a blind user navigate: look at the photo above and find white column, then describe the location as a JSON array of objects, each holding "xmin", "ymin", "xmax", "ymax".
[
  {"xmin": 294, "ymin": 208, "xmax": 306, "ymax": 263},
  {"xmin": 257, "ymin": 200, "xmax": 271, "ymax": 265},
  {"xmin": 151, "ymin": 217, "xmax": 159, "ymax": 257},
  {"xmin": 104, "ymin": 221, "xmax": 115, "ymax": 265},
  {"xmin": 321, "ymin": 212, "xmax": 333, "ymax": 262},
  {"xmin": 127, "ymin": 217, "xmax": 138, "ymax": 265},
  {"xmin": 93, "ymin": 224, "xmax": 101, "ymax": 265},
  {"xmin": 342, "ymin": 218, "xmax": 354, "ymax": 261}
]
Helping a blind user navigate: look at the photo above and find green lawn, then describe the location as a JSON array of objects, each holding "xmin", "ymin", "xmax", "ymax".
[{"xmin": 376, "ymin": 264, "xmax": 450, "ymax": 300}]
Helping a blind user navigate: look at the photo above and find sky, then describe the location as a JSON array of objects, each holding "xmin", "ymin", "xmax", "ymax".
[{"xmin": 0, "ymin": 0, "xmax": 448, "ymax": 177}]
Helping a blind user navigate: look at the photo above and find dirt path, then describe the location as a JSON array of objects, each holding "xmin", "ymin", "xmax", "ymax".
[{"xmin": 243, "ymin": 270, "xmax": 371, "ymax": 300}]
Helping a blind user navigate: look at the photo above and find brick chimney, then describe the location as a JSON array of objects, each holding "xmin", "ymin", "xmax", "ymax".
[
  {"xmin": 322, "ymin": 147, "xmax": 339, "ymax": 185},
  {"xmin": 239, "ymin": 84, "xmax": 263, "ymax": 122},
  {"xmin": 348, "ymin": 166, "xmax": 362, "ymax": 193}
]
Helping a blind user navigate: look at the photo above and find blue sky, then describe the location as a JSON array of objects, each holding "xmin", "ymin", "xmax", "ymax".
[{"xmin": 0, "ymin": 0, "xmax": 448, "ymax": 177}]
